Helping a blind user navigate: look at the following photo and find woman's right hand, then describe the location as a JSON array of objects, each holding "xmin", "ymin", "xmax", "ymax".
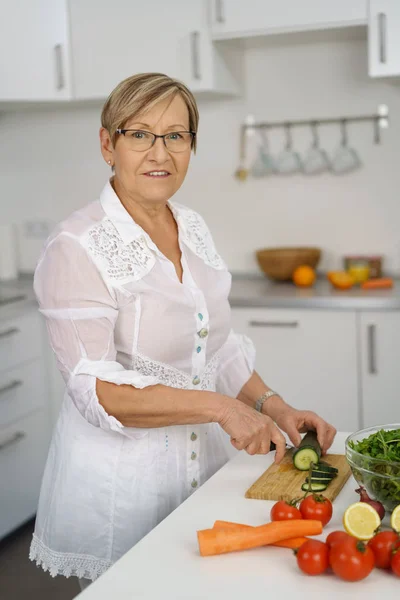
[{"xmin": 218, "ymin": 398, "xmax": 287, "ymax": 462}]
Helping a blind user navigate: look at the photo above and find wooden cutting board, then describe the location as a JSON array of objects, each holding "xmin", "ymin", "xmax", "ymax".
[{"xmin": 245, "ymin": 450, "xmax": 352, "ymax": 503}]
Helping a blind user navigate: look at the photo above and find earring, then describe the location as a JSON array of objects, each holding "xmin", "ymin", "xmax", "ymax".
[{"xmin": 107, "ymin": 160, "xmax": 112, "ymax": 165}]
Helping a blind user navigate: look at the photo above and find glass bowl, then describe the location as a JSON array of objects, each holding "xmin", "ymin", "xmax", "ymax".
[{"xmin": 345, "ymin": 424, "xmax": 400, "ymax": 512}]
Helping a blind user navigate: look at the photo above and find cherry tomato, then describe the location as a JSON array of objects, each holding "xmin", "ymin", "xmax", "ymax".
[
  {"xmin": 295, "ymin": 539, "xmax": 329, "ymax": 576},
  {"xmin": 326, "ymin": 530, "xmax": 352, "ymax": 549},
  {"xmin": 368, "ymin": 531, "xmax": 400, "ymax": 569},
  {"xmin": 299, "ymin": 495, "xmax": 333, "ymax": 527},
  {"xmin": 391, "ymin": 548, "xmax": 400, "ymax": 577},
  {"xmin": 330, "ymin": 538, "xmax": 375, "ymax": 582},
  {"xmin": 270, "ymin": 500, "xmax": 302, "ymax": 522}
]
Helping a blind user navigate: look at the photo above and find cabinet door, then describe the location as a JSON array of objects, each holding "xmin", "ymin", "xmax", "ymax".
[
  {"xmin": 359, "ymin": 311, "xmax": 400, "ymax": 427},
  {"xmin": 0, "ymin": 409, "xmax": 50, "ymax": 539},
  {"xmin": 368, "ymin": 0, "xmax": 400, "ymax": 77},
  {"xmin": 0, "ymin": 0, "xmax": 71, "ymax": 100},
  {"xmin": 231, "ymin": 308, "xmax": 359, "ymax": 432},
  {"xmin": 69, "ymin": 0, "xmax": 238, "ymax": 99},
  {"xmin": 210, "ymin": 0, "xmax": 367, "ymax": 40}
]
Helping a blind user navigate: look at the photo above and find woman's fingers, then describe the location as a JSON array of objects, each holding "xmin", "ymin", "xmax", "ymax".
[{"xmin": 271, "ymin": 430, "xmax": 287, "ymax": 463}]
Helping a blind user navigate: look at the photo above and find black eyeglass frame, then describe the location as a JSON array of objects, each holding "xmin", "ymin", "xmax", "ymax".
[{"xmin": 115, "ymin": 129, "xmax": 196, "ymax": 152}]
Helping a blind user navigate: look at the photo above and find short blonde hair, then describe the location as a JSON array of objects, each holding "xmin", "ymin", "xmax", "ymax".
[{"xmin": 101, "ymin": 73, "xmax": 199, "ymax": 151}]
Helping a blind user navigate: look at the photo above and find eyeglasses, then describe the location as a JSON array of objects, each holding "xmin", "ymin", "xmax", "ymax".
[{"xmin": 115, "ymin": 129, "xmax": 196, "ymax": 152}]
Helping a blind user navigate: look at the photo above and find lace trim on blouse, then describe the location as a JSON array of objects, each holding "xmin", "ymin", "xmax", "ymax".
[
  {"xmin": 29, "ymin": 534, "xmax": 111, "ymax": 581},
  {"xmin": 84, "ymin": 218, "xmax": 155, "ymax": 282},
  {"xmin": 133, "ymin": 350, "xmax": 220, "ymax": 391},
  {"xmin": 177, "ymin": 205, "xmax": 226, "ymax": 270}
]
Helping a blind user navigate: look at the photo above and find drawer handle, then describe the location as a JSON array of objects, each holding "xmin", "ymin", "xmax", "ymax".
[
  {"xmin": 378, "ymin": 12, "xmax": 387, "ymax": 64},
  {"xmin": 191, "ymin": 31, "xmax": 201, "ymax": 80},
  {"xmin": 0, "ymin": 327, "xmax": 20, "ymax": 340},
  {"xmin": 216, "ymin": 0, "xmax": 225, "ymax": 23},
  {"xmin": 0, "ymin": 380, "xmax": 23, "ymax": 396},
  {"xmin": 249, "ymin": 320, "xmax": 299, "ymax": 328},
  {"xmin": 0, "ymin": 431, "xmax": 25, "ymax": 452},
  {"xmin": 367, "ymin": 324, "xmax": 377, "ymax": 375}
]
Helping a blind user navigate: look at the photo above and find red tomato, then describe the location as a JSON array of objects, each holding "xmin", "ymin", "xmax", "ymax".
[
  {"xmin": 392, "ymin": 549, "xmax": 400, "ymax": 577},
  {"xmin": 296, "ymin": 540, "xmax": 329, "ymax": 576},
  {"xmin": 270, "ymin": 500, "xmax": 302, "ymax": 521},
  {"xmin": 326, "ymin": 531, "xmax": 352, "ymax": 549},
  {"xmin": 368, "ymin": 531, "xmax": 400, "ymax": 569},
  {"xmin": 330, "ymin": 538, "xmax": 375, "ymax": 582},
  {"xmin": 299, "ymin": 495, "xmax": 333, "ymax": 527}
]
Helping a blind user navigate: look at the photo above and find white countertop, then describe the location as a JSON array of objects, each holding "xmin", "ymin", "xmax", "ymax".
[{"xmin": 77, "ymin": 433, "xmax": 399, "ymax": 599}]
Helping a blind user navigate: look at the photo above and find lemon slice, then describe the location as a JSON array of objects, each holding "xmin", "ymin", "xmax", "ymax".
[
  {"xmin": 390, "ymin": 504, "xmax": 400, "ymax": 532},
  {"xmin": 343, "ymin": 502, "xmax": 381, "ymax": 540}
]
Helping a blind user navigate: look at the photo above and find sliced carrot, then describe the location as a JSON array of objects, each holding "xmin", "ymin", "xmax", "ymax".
[
  {"xmin": 197, "ymin": 519, "xmax": 322, "ymax": 556},
  {"xmin": 212, "ymin": 520, "xmax": 308, "ymax": 549},
  {"xmin": 361, "ymin": 277, "xmax": 393, "ymax": 290}
]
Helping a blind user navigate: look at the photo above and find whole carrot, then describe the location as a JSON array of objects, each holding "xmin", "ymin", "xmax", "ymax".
[
  {"xmin": 212, "ymin": 520, "xmax": 308, "ymax": 549},
  {"xmin": 198, "ymin": 519, "xmax": 322, "ymax": 556}
]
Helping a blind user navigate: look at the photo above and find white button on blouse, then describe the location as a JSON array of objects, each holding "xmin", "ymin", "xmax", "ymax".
[{"xmin": 29, "ymin": 181, "xmax": 256, "ymax": 582}]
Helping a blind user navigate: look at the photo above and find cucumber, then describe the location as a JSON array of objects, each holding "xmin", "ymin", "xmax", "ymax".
[
  {"xmin": 310, "ymin": 470, "xmax": 337, "ymax": 480},
  {"xmin": 292, "ymin": 431, "xmax": 322, "ymax": 471},
  {"xmin": 305, "ymin": 476, "xmax": 333, "ymax": 484},
  {"xmin": 316, "ymin": 462, "xmax": 339, "ymax": 474},
  {"xmin": 301, "ymin": 482, "xmax": 328, "ymax": 492}
]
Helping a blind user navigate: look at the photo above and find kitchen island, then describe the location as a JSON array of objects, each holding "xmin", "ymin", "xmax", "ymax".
[{"xmin": 77, "ymin": 433, "xmax": 399, "ymax": 599}]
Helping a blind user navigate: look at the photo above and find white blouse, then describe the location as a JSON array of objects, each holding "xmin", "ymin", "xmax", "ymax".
[{"xmin": 29, "ymin": 181, "xmax": 256, "ymax": 581}]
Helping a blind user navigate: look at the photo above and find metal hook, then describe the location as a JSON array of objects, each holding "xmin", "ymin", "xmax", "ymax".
[
  {"xmin": 311, "ymin": 121, "xmax": 320, "ymax": 148},
  {"xmin": 373, "ymin": 117, "xmax": 381, "ymax": 144},
  {"xmin": 284, "ymin": 123, "xmax": 293, "ymax": 150}
]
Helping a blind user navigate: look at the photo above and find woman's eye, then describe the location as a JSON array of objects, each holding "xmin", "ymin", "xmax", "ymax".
[
  {"xmin": 132, "ymin": 131, "xmax": 146, "ymax": 139},
  {"xmin": 168, "ymin": 132, "xmax": 183, "ymax": 141}
]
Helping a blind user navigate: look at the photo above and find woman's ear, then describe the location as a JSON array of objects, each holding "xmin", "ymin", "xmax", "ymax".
[{"xmin": 99, "ymin": 127, "xmax": 114, "ymax": 167}]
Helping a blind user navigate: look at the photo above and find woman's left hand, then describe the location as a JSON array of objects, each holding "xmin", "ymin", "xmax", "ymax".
[{"xmin": 274, "ymin": 407, "xmax": 337, "ymax": 454}]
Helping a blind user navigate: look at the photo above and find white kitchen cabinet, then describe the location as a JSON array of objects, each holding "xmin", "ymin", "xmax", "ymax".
[
  {"xmin": 359, "ymin": 311, "xmax": 400, "ymax": 427},
  {"xmin": 209, "ymin": 0, "xmax": 367, "ymax": 40},
  {"xmin": 66, "ymin": 0, "xmax": 238, "ymax": 100},
  {"xmin": 231, "ymin": 307, "xmax": 360, "ymax": 432},
  {"xmin": 0, "ymin": 409, "xmax": 50, "ymax": 540},
  {"xmin": 368, "ymin": 0, "xmax": 400, "ymax": 77},
  {"xmin": 0, "ymin": 0, "xmax": 71, "ymax": 101}
]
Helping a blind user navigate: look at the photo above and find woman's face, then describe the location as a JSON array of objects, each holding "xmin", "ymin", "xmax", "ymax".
[{"xmin": 100, "ymin": 94, "xmax": 192, "ymax": 206}]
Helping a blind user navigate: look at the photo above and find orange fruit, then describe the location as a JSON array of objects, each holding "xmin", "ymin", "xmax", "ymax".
[
  {"xmin": 327, "ymin": 271, "xmax": 355, "ymax": 290},
  {"xmin": 292, "ymin": 265, "xmax": 316, "ymax": 287}
]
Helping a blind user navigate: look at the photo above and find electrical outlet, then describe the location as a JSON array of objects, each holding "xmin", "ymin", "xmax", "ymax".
[{"xmin": 24, "ymin": 220, "xmax": 51, "ymax": 239}]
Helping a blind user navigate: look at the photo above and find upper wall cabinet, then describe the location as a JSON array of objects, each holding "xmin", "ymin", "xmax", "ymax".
[
  {"xmin": 0, "ymin": 0, "xmax": 238, "ymax": 103},
  {"xmin": 209, "ymin": 0, "xmax": 367, "ymax": 40},
  {"xmin": 0, "ymin": 0, "xmax": 72, "ymax": 101},
  {"xmin": 368, "ymin": 0, "xmax": 400, "ymax": 77}
]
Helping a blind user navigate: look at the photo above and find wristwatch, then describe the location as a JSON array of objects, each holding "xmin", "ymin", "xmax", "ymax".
[{"xmin": 255, "ymin": 390, "xmax": 279, "ymax": 413}]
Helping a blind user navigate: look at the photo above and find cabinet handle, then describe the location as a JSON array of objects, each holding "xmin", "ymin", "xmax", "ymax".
[
  {"xmin": 54, "ymin": 44, "xmax": 65, "ymax": 90},
  {"xmin": 0, "ymin": 431, "xmax": 25, "ymax": 452},
  {"xmin": 191, "ymin": 32, "xmax": 201, "ymax": 80},
  {"xmin": 0, "ymin": 327, "xmax": 19, "ymax": 340},
  {"xmin": 378, "ymin": 12, "xmax": 387, "ymax": 64},
  {"xmin": 0, "ymin": 380, "xmax": 23, "ymax": 396},
  {"xmin": 215, "ymin": 0, "xmax": 225, "ymax": 23},
  {"xmin": 367, "ymin": 324, "xmax": 377, "ymax": 374},
  {"xmin": 249, "ymin": 320, "xmax": 299, "ymax": 328}
]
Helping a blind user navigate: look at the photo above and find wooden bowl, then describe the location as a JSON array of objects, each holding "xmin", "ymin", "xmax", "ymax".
[{"xmin": 256, "ymin": 247, "xmax": 321, "ymax": 281}]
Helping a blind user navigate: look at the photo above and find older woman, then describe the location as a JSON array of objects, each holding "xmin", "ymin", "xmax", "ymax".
[{"xmin": 29, "ymin": 73, "xmax": 336, "ymax": 590}]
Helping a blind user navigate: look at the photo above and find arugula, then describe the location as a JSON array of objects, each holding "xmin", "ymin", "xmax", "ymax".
[{"xmin": 349, "ymin": 428, "xmax": 400, "ymax": 463}]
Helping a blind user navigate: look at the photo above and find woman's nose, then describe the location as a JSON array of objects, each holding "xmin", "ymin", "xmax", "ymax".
[{"xmin": 147, "ymin": 137, "xmax": 170, "ymax": 161}]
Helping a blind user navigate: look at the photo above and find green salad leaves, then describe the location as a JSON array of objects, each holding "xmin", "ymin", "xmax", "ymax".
[
  {"xmin": 349, "ymin": 428, "xmax": 400, "ymax": 463},
  {"xmin": 348, "ymin": 428, "xmax": 400, "ymax": 511}
]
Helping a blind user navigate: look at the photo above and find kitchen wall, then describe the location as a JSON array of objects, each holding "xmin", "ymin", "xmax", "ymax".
[{"xmin": 1, "ymin": 31, "xmax": 400, "ymax": 274}]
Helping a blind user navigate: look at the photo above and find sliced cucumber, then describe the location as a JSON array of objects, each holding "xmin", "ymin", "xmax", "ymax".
[
  {"xmin": 293, "ymin": 431, "xmax": 322, "ymax": 471},
  {"xmin": 310, "ymin": 470, "xmax": 337, "ymax": 480},
  {"xmin": 301, "ymin": 482, "xmax": 328, "ymax": 492},
  {"xmin": 316, "ymin": 462, "xmax": 339, "ymax": 474},
  {"xmin": 305, "ymin": 477, "xmax": 333, "ymax": 484}
]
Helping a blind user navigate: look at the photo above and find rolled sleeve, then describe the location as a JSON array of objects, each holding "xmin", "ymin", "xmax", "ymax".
[{"xmin": 216, "ymin": 330, "xmax": 256, "ymax": 398}]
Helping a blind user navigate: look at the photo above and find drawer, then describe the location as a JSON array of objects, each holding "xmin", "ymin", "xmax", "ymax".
[
  {"xmin": 0, "ymin": 311, "xmax": 43, "ymax": 372},
  {"xmin": 0, "ymin": 359, "xmax": 47, "ymax": 429},
  {"xmin": 0, "ymin": 409, "xmax": 50, "ymax": 540}
]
